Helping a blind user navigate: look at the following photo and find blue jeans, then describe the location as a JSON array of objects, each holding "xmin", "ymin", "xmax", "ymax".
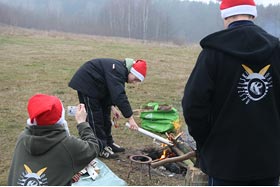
[{"xmin": 208, "ymin": 176, "xmax": 279, "ymax": 186}]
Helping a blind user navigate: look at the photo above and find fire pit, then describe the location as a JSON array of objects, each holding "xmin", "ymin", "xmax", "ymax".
[
  {"xmin": 125, "ymin": 123, "xmax": 197, "ymax": 179},
  {"xmin": 127, "ymin": 155, "xmax": 152, "ymax": 182},
  {"xmin": 129, "ymin": 155, "xmax": 152, "ymax": 164}
]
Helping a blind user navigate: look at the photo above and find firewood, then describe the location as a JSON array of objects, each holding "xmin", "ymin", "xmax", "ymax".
[
  {"xmin": 170, "ymin": 142, "xmax": 196, "ymax": 164},
  {"xmin": 150, "ymin": 151, "xmax": 196, "ymax": 168}
]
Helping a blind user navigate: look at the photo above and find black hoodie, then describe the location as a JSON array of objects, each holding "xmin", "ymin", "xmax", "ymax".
[{"xmin": 182, "ymin": 22, "xmax": 280, "ymax": 180}]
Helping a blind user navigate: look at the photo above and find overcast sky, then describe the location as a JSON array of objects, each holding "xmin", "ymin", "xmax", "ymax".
[{"xmin": 187, "ymin": 0, "xmax": 280, "ymax": 6}]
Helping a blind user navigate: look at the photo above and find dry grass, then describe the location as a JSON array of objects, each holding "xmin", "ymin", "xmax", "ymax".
[{"xmin": 0, "ymin": 25, "xmax": 201, "ymax": 185}]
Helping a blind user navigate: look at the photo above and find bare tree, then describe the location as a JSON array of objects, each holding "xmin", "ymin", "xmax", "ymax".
[
  {"xmin": 142, "ymin": 0, "xmax": 151, "ymax": 41},
  {"xmin": 127, "ymin": 0, "xmax": 131, "ymax": 38}
]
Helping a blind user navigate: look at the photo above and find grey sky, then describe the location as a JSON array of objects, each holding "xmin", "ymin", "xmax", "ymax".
[{"xmin": 187, "ymin": 0, "xmax": 280, "ymax": 6}]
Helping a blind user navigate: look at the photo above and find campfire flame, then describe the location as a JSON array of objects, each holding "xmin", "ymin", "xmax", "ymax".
[
  {"xmin": 173, "ymin": 119, "xmax": 181, "ymax": 133},
  {"xmin": 157, "ymin": 131, "xmax": 185, "ymax": 161},
  {"xmin": 160, "ymin": 149, "xmax": 168, "ymax": 160},
  {"xmin": 159, "ymin": 144, "xmax": 176, "ymax": 160}
]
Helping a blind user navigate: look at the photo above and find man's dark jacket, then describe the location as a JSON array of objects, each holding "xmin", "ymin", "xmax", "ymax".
[
  {"xmin": 69, "ymin": 58, "xmax": 133, "ymax": 118},
  {"xmin": 182, "ymin": 22, "xmax": 280, "ymax": 180}
]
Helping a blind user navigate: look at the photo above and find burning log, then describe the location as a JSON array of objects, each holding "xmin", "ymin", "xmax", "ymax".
[
  {"xmin": 165, "ymin": 132, "xmax": 196, "ymax": 165},
  {"xmin": 151, "ymin": 151, "xmax": 196, "ymax": 168}
]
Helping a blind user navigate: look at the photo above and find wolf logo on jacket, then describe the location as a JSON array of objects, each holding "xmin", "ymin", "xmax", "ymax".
[
  {"xmin": 17, "ymin": 164, "xmax": 48, "ymax": 186},
  {"xmin": 238, "ymin": 64, "xmax": 273, "ymax": 104}
]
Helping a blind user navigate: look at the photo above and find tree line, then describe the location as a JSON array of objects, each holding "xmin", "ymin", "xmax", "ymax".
[{"xmin": 0, "ymin": 0, "xmax": 279, "ymax": 44}]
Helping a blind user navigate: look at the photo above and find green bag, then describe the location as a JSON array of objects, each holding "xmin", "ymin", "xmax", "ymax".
[{"xmin": 140, "ymin": 102, "xmax": 179, "ymax": 133}]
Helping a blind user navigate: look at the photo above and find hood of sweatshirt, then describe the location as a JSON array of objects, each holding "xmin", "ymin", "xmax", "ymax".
[
  {"xmin": 200, "ymin": 23, "xmax": 279, "ymax": 64},
  {"xmin": 21, "ymin": 124, "xmax": 67, "ymax": 156}
]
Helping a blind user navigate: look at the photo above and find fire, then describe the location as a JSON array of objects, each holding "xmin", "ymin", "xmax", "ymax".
[
  {"xmin": 157, "ymin": 131, "xmax": 185, "ymax": 160},
  {"xmin": 173, "ymin": 119, "xmax": 181, "ymax": 133},
  {"xmin": 160, "ymin": 149, "xmax": 168, "ymax": 160},
  {"xmin": 159, "ymin": 145, "xmax": 176, "ymax": 160}
]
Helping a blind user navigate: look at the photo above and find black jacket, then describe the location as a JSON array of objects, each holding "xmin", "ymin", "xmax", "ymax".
[
  {"xmin": 182, "ymin": 22, "xmax": 280, "ymax": 180},
  {"xmin": 69, "ymin": 58, "xmax": 133, "ymax": 118}
]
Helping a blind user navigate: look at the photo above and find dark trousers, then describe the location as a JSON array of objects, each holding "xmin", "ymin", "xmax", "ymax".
[
  {"xmin": 208, "ymin": 176, "xmax": 279, "ymax": 186},
  {"xmin": 78, "ymin": 92, "xmax": 113, "ymax": 150}
]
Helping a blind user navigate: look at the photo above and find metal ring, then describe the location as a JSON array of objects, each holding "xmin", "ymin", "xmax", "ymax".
[{"xmin": 129, "ymin": 155, "xmax": 152, "ymax": 164}]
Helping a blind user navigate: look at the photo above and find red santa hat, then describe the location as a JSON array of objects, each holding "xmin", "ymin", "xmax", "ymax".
[
  {"xmin": 130, "ymin": 59, "xmax": 147, "ymax": 82},
  {"xmin": 27, "ymin": 94, "xmax": 66, "ymax": 126},
  {"xmin": 220, "ymin": 0, "xmax": 257, "ymax": 19}
]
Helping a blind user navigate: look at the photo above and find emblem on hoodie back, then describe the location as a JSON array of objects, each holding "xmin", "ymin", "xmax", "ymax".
[
  {"xmin": 238, "ymin": 64, "xmax": 272, "ymax": 104},
  {"xmin": 17, "ymin": 164, "xmax": 48, "ymax": 186}
]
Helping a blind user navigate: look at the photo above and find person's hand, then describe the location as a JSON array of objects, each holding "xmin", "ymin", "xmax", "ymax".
[
  {"xmin": 128, "ymin": 116, "xmax": 139, "ymax": 130},
  {"xmin": 111, "ymin": 106, "xmax": 121, "ymax": 120},
  {"xmin": 75, "ymin": 104, "xmax": 87, "ymax": 124}
]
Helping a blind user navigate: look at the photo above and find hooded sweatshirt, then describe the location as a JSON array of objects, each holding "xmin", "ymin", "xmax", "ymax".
[
  {"xmin": 8, "ymin": 122, "xmax": 99, "ymax": 186},
  {"xmin": 182, "ymin": 21, "xmax": 280, "ymax": 180}
]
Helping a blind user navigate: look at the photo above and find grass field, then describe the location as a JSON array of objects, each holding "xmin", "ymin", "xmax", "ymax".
[{"xmin": 0, "ymin": 26, "xmax": 200, "ymax": 185}]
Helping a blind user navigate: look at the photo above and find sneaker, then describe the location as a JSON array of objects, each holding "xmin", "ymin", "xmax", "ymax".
[
  {"xmin": 109, "ymin": 143, "xmax": 125, "ymax": 153},
  {"xmin": 99, "ymin": 146, "xmax": 119, "ymax": 159}
]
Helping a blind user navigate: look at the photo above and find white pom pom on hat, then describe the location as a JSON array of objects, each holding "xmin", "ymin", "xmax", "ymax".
[
  {"xmin": 130, "ymin": 59, "xmax": 147, "ymax": 82},
  {"xmin": 219, "ymin": 0, "xmax": 257, "ymax": 19}
]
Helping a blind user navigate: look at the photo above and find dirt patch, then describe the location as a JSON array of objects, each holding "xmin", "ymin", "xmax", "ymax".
[{"xmin": 99, "ymin": 146, "xmax": 187, "ymax": 186}]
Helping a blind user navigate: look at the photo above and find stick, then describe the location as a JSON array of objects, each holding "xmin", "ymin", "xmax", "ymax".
[
  {"xmin": 170, "ymin": 146, "xmax": 195, "ymax": 167},
  {"xmin": 150, "ymin": 151, "xmax": 196, "ymax": 168}
]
